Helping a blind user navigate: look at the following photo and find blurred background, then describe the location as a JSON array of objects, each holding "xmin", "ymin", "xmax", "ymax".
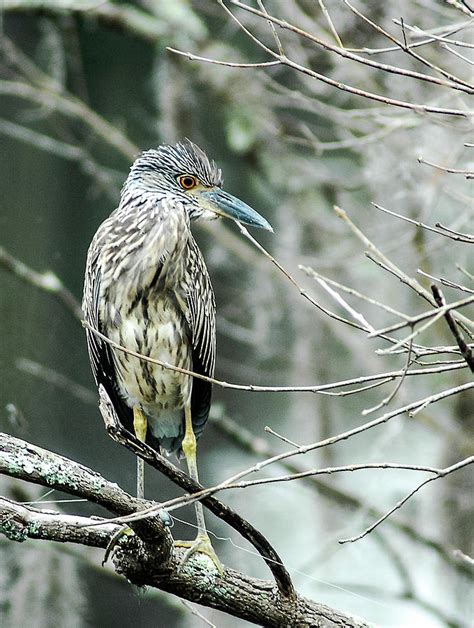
[{"xmin": 0, "ymin": 1, "xmax": 472, "ymax": 626}]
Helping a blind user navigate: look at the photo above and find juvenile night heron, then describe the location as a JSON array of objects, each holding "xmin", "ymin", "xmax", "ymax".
[{"xmin": 82, "ymin": 140, "xmax": 271, "ymax": 568}]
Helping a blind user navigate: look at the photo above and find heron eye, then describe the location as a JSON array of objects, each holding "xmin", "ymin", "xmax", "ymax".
[{"xmin": 178, "ymin": 175, "xmax": 198, "ymax": 190}]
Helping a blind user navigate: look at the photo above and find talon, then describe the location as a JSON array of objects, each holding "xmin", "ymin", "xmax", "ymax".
[
  {"xmin": 103, "ymin": 526, "xmax": 134, "ymax": 566},
  {"xmin": 175, "ymin": 535, "xmax": 223, "ymax": 574}
]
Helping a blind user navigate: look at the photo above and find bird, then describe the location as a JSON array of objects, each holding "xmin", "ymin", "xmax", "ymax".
[{"xmin": 82, "ymin": 140, "xmax": 272, "ymax": 569}]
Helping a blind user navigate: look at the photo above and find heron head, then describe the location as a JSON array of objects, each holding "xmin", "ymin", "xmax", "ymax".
[{"xmin": 127, "ymin": 140, "xmax": 273, "ymax": 232}]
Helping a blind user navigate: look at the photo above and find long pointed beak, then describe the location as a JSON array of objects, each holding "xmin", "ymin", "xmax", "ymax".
[{"xmin": 200, "ymin": 189, "xmax": 273, "ymax": 232}]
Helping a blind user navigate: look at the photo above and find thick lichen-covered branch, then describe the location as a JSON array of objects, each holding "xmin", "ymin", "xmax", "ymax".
[{"xmin": 0, "ymin": 432, "xmax": 370, "ymax": 627}]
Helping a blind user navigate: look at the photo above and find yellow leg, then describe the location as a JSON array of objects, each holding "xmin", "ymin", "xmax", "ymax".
[
  {"xmin": 133, "ymin": 406, "xmax": 147, "ymax": 499},
  {"xmin": 103, "ymin": 405, "xmax": 146, "ymax": 562},
  {"xmin": 176, "ymin": 404, "xmax": 223, "ymax": 573}
]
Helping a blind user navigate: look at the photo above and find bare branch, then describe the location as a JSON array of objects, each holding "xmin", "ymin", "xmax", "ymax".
[
  {"xmin": 83, "ymin": 308, "xmax": 469, "ymax": 396},
  {"xmin": 0, "ymin": 431, "xmax": 173, "ymax": 554},
  {"xmin": 339, "ymin": 457, "xmax": 474, "ymax": 543},
  {"xmin": 335, "ymin": 205, "xmax": 474, "ymax": 331},
  {"xmin": 0, "ymin": 80, "xmax": 138, "ymax": 159},
  {"xmin": 0, "ymin": 437, "xmax": 370, "ymax": 626},
  {"xmin": 166, "ymin": 48, "xmax": 280, "ymax": 69},
  {"xmin": 1, "ymin": 497, "xmax": 119, "ymax": 548},
  {"xmin": 0, "ymin": 245, "xmax": 82, "ymax": 318},
  {"xmin": 180, "ymin": 600, "xmax": 217, "ymax": 628},
  {"xmin": 344, "ymin": 0, "xmax": 473, "ymax": 88},
  {"xmin": 228, "ymin": 0, "xmax": 473, "ymax": 93},
  {"xmin": 169, "ymin": 14, "xmax": 471, "ymax": 116},
  {"xmin": 217, "ymin": 382, "xmax": 474, "ymax": 483},
  {"xmin": 417, "ymin": 270, "xmax": 474, "ymax": 295},
  {"xmin": 0, "ymin": 246, "xmax": 468, "ymax": 397},
  {"xmin": 300, "ymin": 265, "xmax": 411, "ymax": 320},
  {"xmin": 437, "ymin": 222, "xmax": 474, "ymax": 239},
  {"xmin": 431, "ymin": 285, "xmax": 474, "ymax": 372},
  {"xmin": 418, "ymin": 156, "xmax": 474, "ymax": 178},
  {"xmin": 256, "ymin": 0, "xmax": 285, "ymax": 55},
  {"xmin": 96, "ymin": 388, "xmax": 295, "ymax": 598},
  {"xmin": 345, "ymin": 20, "xmax": 472, "ymax": 55},
  {"xmin": 368, "ymin": 295, "xmax": 474, "ymax": 339},
  {"xmin": 392, "ymin": 17, "xmax": 474, "ymax": 47},
  {"xmin": 371, "ymin": 202, "xmax": 474, "ymax": 243},
  {"xmin": 212, "ymin": 413, "xmax": 473, "ymax": 577},
  {"xmin": 362, "ymin": 340, "xmax": 413, "ymax": 416},
  {"xmin": 457, "ymin": 264, "xmax": 474, "ymax": 280},
  {"xmin": 1, "ymin": 1, "xmax": 170, "ymax": 45}
]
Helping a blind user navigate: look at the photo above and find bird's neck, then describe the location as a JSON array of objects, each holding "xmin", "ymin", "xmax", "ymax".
[{"xmin": 102, "ymin": 192, "xmax": 191, "ymax": 293}]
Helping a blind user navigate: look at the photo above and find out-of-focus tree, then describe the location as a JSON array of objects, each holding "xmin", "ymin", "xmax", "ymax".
[{"xmin": 0, "ymin": 1, "xmax": 472, "ymax": 626}]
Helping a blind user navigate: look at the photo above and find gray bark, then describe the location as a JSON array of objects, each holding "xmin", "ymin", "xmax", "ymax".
[{"xmin": 0, "ymin": 432, "xmax": 370, "ymax": 627}]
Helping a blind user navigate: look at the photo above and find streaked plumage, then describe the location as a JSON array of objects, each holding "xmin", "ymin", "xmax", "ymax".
[
  {"xmin": 83, "ymin": 142, "xmax": 219, "ymax": 454},
  {"xmin": 83, "ymin": 140, "xmax": 271, "ymax": 568}
]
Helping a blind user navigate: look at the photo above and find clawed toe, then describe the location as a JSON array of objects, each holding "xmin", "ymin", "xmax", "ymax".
[
  {"xmin": 103, "ymin": 526, "xmax": 134, "ymax": 565},
  {"xmin": 175, "ymin": 535, "xmax": 223, "ymax": 574}
]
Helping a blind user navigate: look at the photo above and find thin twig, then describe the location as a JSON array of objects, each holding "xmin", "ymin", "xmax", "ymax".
[
  {"xmin": 264, "ymin": 426, "xmax": 299, "ymax": 447},
  {"xmin": 317, "ymin": 0, "xmax": 344, "ymax": 48},
  {"xmin": 457, "ymin": 264, "xmax": 474, "ymax": 280},
  {"xmin": 166, "ymin": 48, "xmax": 280, "ymax": 69},
  {"xmin": 300, "ymin": 265, "xmax": 411, "ymax": 320},
  {"xmin": 362, "ymin": 340, "xmax": 413, "ymax": 415},
  {"xmin": 436, "ymin": 222, "xmax": 474, "ymax": 239},
  {"xmin": 0, "ymin": 245, "xmax": 82, "ymax": 318},
  {"xmin": 83, "ymin": 320, "xmax": 468, "ymax": 394},
  {"xmin": 392, "ymin": 18, "xmax": 474, "ymax": 48},
  {"xmin": 256, "ymin": 0, "xmax": 285, "ymax": 55},
  {"xmin": 103, "ymin": 382, "xmax": 474, "ymax": 530},
  {"xmin": 335, "ymin": 205, "xmax": 474, "ymax": 331},
  {"xmin": 343, "ymin": 0, "xmax": 473, "ymax": 89},
  {"xmin": 107, "ymin": 463, "xmax": 447, "ymax": 522},
  {"xmin": 212, "ymin": 412, "xmax": 471, "ymax": 577},
  {"xmin": 371, "ymin": 202, "xmax": 474, "ymax": 243},
  {"xmin": 441, "ymin": 42, "xmax": 474, "ymax": 64},
  {"xmin": 228, "ymin": 0, "xmax": 473, "ymax": 93},
  {"xmin": 335, "ymin": 206, "xmax": 435, "ymax": 307},
  {"xmin": 180, "ymin": 600, "xmax": 217, "ymax": 628},
  {"xmin": 417, "ymin": 270, "xmax": 474, "ymax": 295},
  {"xmin": 418, "ymin": 156, "xmax": 474, "ymax": 178},
  {"xmin": 169, "ymin": 31, "xmax": 470, "ymax": 116},
  {"xmin": 339, "ymin": 457, "xmax": 474, "ymax": 543},
  {"xmin": 344, "ymin": 20, "xmax": 472, "ymax": 55},
  {"xmin": 306, "ymin": 273, "xmax": 375, "ymax": 331},
  {"xmin": 368, "ymin": 294, "xmax": 474, "ymax": 339}
]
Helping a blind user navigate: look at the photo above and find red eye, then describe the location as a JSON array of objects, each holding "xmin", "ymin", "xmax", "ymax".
[{"xmin": 179, "ymin": 175, "xmax": 198, "ymax": 190}]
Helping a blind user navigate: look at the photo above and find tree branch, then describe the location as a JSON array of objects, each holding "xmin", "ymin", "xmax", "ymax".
[
  {"xmin": 0, "ymin": 433, "xmax": 369, "ymax": 627},
  {"xmin": 1, "ymin": 1, "xmax": 172, "ymax": 46},
  {"xmin": 97, "ymin": 387, "xmax": 295, "ymax": 598},
  {"xmin": 212, "ymin": 412, "xmax": 473, "ymax": 577},
  {"xmin": 431, "ymin": 285, "xmax": 474, "ymax": 372}
]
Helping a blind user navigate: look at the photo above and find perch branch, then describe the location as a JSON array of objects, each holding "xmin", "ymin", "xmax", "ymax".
[
  {"xmin": 0, "ymin": 436, "xmax": 369, "ymax": 626},
  {"xmin": 97, "ymin": 387, "xmax": 295, "ymax": 598}
]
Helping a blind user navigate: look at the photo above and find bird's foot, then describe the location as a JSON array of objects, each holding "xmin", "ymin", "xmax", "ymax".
[
  {"xmin": 175, "ymin": 534, "xmax": 223, "ymax": 574},
  {"xmin": 103, "ymin": 526, "xmax": 134, "ymax": 566}
]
